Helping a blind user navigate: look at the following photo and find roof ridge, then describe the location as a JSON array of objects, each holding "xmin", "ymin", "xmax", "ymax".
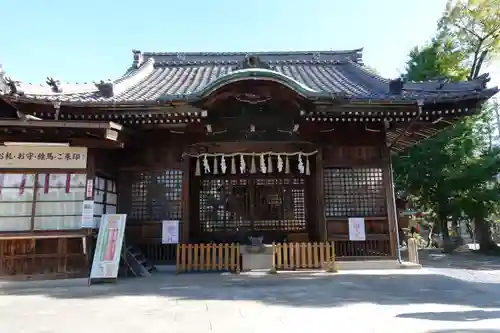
[
  {"xmin": 141, "ymin": 48, "xmax": 363, "ymax": 56},
  {"xmin": 152, "ymin": 59, "xmax": 354, "ymax": 67}
]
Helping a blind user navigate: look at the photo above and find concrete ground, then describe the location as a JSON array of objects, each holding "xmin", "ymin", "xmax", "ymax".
[{"xmin": 1, "ymin": 250, "xmax": 500, "ymax": 333}]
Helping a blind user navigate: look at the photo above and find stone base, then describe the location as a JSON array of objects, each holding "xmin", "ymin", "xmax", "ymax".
[
  {"xmin": 336, "ymin": 260, "xmax": 422, "ymax": 270},
  {"xmin": 240, "ymin": 245, "xmax": 274, "ymax": 271}
]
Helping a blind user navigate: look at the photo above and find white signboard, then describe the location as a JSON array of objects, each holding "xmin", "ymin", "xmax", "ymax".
[
  {"xmin": 81, "ymin": 200, "xmax": 95, "ymax": 228},
  {"xmin": 89, "ymin": 214, "xmax": 127, "ymax": 281},
  {"xmin": 162, "ymin": 220, "xmax": 179, "ymax": 244},
  {"xmin": 348, "ymin": 217, "xmax": 366, "ymax": 241},
  {"xmin": 0, "ymin": 146, "xmax": 87, "ymax": 169}
]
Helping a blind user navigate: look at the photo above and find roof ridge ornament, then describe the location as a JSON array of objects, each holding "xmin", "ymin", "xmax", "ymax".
[
  {"xmin": 4, "ymin": 76, "xmax": 21, "ymax": 95},
  {"xmin": 389, "ymin": 78, "xmax": 404, "ymax": 95},
  {"xmin": 132, "ymin": 50, "xmax": 144, "ymax": 68},
  {"xmin": 235, "ymin": 54, "xmax": 271, "ymax": 70},
  {"xmin": 95, "ymin": 80, "xmax": 114, "ymax": 98},
  {"xmin": 46, "ymin": 77, "xmax": 62, "ymax": 93}
]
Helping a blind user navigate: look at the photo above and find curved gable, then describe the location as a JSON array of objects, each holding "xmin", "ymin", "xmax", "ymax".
[{"xmin": 192, "ymin": 68, "xmax": 320, "ymax": 99}]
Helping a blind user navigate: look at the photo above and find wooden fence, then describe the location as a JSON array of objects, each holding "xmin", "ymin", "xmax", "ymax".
[
  {"xmin": 272, "ymin": 242, "xmax": 336, "ymax": 272},
  {"xmin": 176, "ymin": 243, "xmax": 240, "ymax": 273}
]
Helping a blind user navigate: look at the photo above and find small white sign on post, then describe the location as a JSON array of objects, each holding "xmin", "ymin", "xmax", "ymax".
[
  {"xmin": 348, "ymin": 217, "xmax": 366, "ymax": 241},
  {"xmin": 162, "ymin": 220, "xmax": 179, "ymax": 244},
  {"xmin": 81, "ymin": 200, "xmax": 95, "ymax": 228}
]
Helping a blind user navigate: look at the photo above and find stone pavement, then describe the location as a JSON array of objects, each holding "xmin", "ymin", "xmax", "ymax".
[{"xmin": 1, "ymin": 251, "xmax": 500, "ymax": 333}]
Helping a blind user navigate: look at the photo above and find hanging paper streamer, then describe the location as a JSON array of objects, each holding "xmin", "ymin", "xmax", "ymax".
[
  {"xmin": 231, "ymin": 156, "xmax": 236, "ymax": 174},
  {"xmin": 220, "ymin": 155, "xmax": 227, "ymax": 174},
  {"xmin": 240, "ymin": 154, "xmax": 246, "ymax": 174},
  {"xmin": 277, "ymin": 154, "xmax": 283, "ymax": 172},
  {"xmin": 250, "ymin": 155, "xmax": 256, "ymax": 174},
  {"xmin": 267, "ymin": 155, "xmax": 273, "ymax": 173},
  {"xmin": 195, "ymin": 158, "xmax": 201, "ymax": 176},
  {"xmin": 187, "ymin": 151, "xmax": 319, "ymax": 176},
  {"xmin": 298, "ymin": 154, "xmax": 305, "ymax": 174},
  {"xmin": 203, "ymin": 155, "xmax": 210, "ymax": 174},
  {"xmin": 213, "ymin": 156, "xmax": 218, "ymax": 175},
  {"xmin": 259, "ymin": 154, "xmax": 267, "ymax": 173}
]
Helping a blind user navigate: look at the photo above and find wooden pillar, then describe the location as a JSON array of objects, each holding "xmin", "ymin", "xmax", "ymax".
[
  {"xmin": 85, "ymin": 149, "xmax": 96, "ymax": 270},
  {"xmin": 181, "ymin": 157, "xmax": 191, "ymax": 243},
  {"xmin": 382, "ymin": 146, "xmax": 398, "ymax": 257},
  {"xmin": 315, "ymin": 150, "xmax": 327, "ymax": 242}
]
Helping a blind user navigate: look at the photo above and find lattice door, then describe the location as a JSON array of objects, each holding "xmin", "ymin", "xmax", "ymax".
[{"xmin": 197, "ymin": 176, "xmax": 307, "ymax": 240}]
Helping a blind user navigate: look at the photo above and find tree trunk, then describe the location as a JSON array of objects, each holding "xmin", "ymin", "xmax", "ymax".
[
  {"xmin": 474, "ymin": 215, "xmax": 498, "ymax": 252},
  {"xmin": 440, "ymin": 217, "xmax": 450, "ymax": 240}
]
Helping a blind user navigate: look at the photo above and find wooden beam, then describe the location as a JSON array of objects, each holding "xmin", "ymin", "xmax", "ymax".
[
  {"xmin": 0, "ymin": 119, "xmax": 123, "ymax": 131},
  {"xmin": 69, "ymin": 137, "xmax": 124, "ymax": 148},
  {"xmin": 0, "ymin": 230, "xmax": 90, "ymax": 240}
]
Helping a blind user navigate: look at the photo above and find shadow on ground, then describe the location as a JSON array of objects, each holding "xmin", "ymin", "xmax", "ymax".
[
  {"xmin": 397, "ymin": 310, "xmax": 500, "ymax": 321},
  {"xmin": 404, "ymin": 248, "xmax": 500, "ymax": 271},
  {"xmin": 2, "ymin": 270, "xmax": 500, "ymax": 310},
  {"xmin": 425, "ymin": 328, "xmax": 500, "ymax": 333}
]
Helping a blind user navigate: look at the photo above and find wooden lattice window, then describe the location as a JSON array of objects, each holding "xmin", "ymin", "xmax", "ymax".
[
  {"xmin": 198, "ymin": 177, "xmax": 306, "ymax": 233},
  {"xmin": 324, "ymin": 168, "xmax": 386, "ymax": 217},
  {"xmin": 128, "ymin": 170, "xmax": 183, "ymax": 220},
  {"xmin": 94, "ymin": 177, "xmax": 117, "ymax": 228}
]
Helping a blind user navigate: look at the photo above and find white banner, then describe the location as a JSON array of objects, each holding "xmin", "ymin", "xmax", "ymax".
[
  {"xmin": 162, "ymin": 220, "xmax": 179, "ymax": 244},
  {"xmin": 348, "ymin": 217, "xmax": 366, "ymax": 241},
  {"xmin": 0, "ymin": 146, "xmax": 87, "ymax": 169},
  {"xmin": 89, "ymin": 214, "xmax": 127, "ymax": 280}
]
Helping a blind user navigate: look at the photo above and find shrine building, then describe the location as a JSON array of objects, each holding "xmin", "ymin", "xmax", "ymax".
[{"xmin": 0, "ymin": 49, "xmax": 497, "ymax": 278}]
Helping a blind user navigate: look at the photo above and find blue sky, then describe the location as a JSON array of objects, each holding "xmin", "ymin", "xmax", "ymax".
[{"xmin": 0, "ymin": 0, "xmax": 498, "ymax": 88}]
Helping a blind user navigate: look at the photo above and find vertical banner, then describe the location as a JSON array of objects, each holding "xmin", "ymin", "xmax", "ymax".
[
  {"xmin": 85, "ymin": 178, "xmax": 94, "ymax": 199},
  {"xmin": 348, "ymin": 217, "xmax": 366, "ymax": 241},
  {"xmin": 162, "ymin": 220, "xmax": 179, "ymax": 244},
  {"xmin": 89, "ymin": 214, "xmax": 127, "ymax": 283}
]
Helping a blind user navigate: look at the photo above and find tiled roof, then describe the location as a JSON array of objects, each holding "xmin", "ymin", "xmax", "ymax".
[{"xmin": 0, "ymin": 49, "xmax": 497, "ymax": 105}]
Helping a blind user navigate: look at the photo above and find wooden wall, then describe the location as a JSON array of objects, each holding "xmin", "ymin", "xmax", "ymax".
[
  {"xmin": 0, "ymin": 237, "xmax": 88, "ymax": 279},
  {"xmin": 318, "ymin": 124, "xmax": 394, "ymax": 258},
  {"xmin": 112, "ymin": 123, "xmax": 396, "ymax": 260}
]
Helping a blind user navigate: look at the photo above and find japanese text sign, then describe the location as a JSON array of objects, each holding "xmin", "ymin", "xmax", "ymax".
[{"xmin": 0, "ymin": 146, "xmax": 87, "ymax": 169}]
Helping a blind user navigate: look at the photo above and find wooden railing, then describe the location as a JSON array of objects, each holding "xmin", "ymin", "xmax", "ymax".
[
  {"xmin": 176, "ymin": 243, "xmax": 240, "ymax": 273},
  {"xmin": 138, "ymin": 244, "xmax": 177, "ymax": 264},
  {"xmin": 332, "ymin": 237, "xmax": 392, "ymax": 259},
  {"xmin": 272, "ymin": 242, "xmax": 336, "ymax": 272}
]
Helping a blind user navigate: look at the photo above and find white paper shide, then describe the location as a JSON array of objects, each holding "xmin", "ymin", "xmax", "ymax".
[{"xmin": 348, "ymin": 217, "xmax": 366, "ymax": 241}]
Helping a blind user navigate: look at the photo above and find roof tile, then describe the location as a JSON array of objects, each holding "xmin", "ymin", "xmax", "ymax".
[{"xmin": 1, "ymin": 49, "xmax": 497, "ymax": 105}]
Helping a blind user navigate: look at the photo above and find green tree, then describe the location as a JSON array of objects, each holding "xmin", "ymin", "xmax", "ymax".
[
  {"xmin": 402, "ymin": 38, "xmax": 468, "ymax": 82},
  {"xmin": 438, "ymin": 0, "xmax": 500, "ymax": 79},
  {"xmin": 393, "ymin": 37, "xmax": 500, "ymax": 251}
]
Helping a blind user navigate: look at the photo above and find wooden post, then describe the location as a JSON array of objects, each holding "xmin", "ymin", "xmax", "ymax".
[
  {"xmin": 382, "ymin": 145, "xmax": 398, "ymax": 257},
  {"xmin": 315, "ymin": 150, "xmax": 327, "ymax": 242},
  {"xmin": 181, "ymin": 156, "xmax": 191, "ymax": 243}
]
